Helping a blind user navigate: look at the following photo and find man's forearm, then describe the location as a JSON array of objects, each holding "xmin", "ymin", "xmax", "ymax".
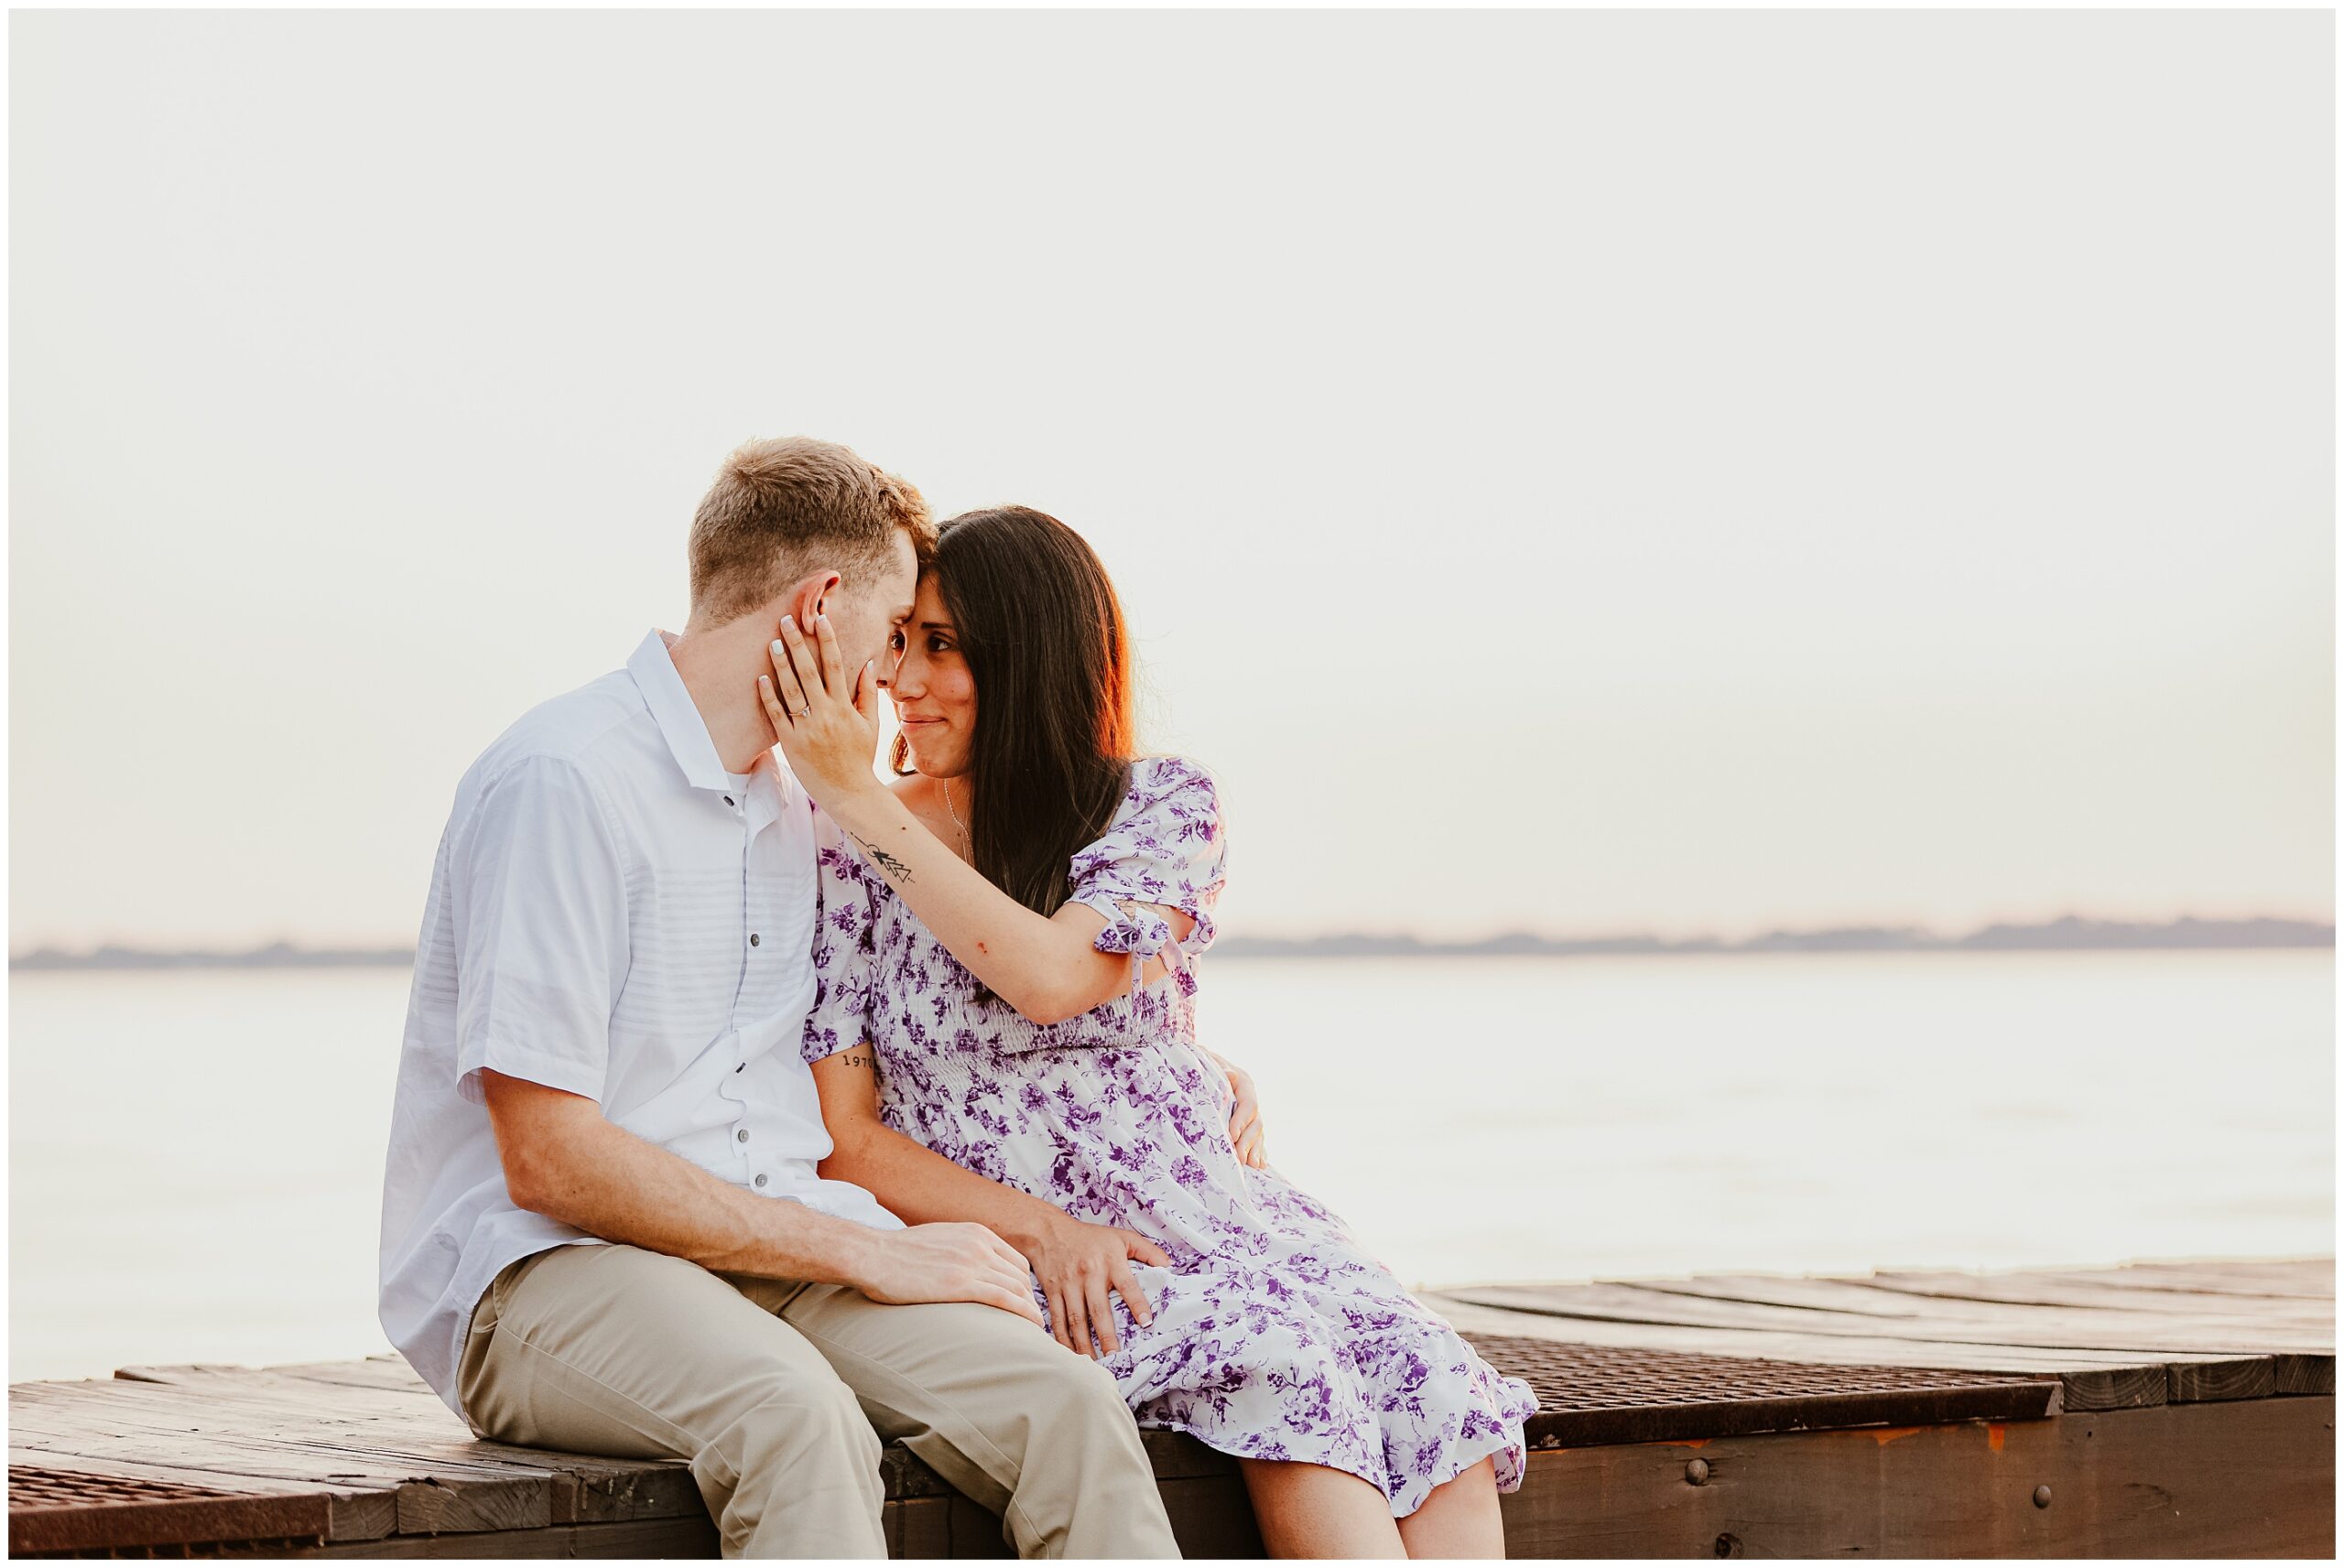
[
  {"xmin": 822, "ymin": 1119, "xmax": 1067, "ymax": 1253},
  {"xmin": 518, "ymin": 1108, "xmax": 884, "ymax": 1285}
]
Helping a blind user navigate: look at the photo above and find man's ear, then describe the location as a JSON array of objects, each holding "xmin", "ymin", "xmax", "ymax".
[{"xmin": 784, "ymin": 570, "xmax": 843, "ymax": 629}]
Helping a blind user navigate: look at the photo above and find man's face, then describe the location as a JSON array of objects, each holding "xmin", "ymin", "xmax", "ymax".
[{"xmin": 820, "ymin": 529, "xmax": 919, "ymax": 691}]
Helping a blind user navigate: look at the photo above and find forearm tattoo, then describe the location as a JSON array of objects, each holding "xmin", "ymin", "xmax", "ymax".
[{"xmin": 853, "ymin": 833, "xmax": 916, "ymax": 885}]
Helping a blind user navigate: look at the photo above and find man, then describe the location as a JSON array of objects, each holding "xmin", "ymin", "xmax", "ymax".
[{"xmin": 377, "ymin": 437, "xmax": 1179, "ymax": 1560}]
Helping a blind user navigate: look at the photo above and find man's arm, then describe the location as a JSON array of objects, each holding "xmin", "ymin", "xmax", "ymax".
[
  {"xmin": 479, "ymin": 1069, "xmax": 1045, "ymax": 1325},
  {"xmin": 809, "ymin": 1051, "xmax": 1168, "ymax": 1358},
  {"xmin": 1205, "ymin": 1052, "xmax": 1268, "ymax": 1169}
]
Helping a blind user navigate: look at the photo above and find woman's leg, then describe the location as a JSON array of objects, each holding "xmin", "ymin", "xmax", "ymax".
[
  {"xmin": 1394, "ymin": 1456, "xmax": 1505, "ymax": 1559},
  {"xmin": 1237, "ymin": 1458, "xmax": 1407, "ymax": 1559}
]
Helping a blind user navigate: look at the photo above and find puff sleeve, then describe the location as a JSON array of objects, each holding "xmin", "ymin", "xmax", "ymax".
[
  {"xmin": 976, "ymin": 756, "xmax": 1228, "ymax": 1056},
  {"xmin": 1067, "ymin": 755, "xmax": 1228, "ymax": 979},
  {"xmin": 802, "ymin": 809, "xmax": 882, "ymax": 1065}
]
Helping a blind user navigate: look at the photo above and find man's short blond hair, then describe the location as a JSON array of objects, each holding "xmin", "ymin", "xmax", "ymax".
[{"xmin": 687, "ymin": 437, "xmax": 935, "ymax": 626}]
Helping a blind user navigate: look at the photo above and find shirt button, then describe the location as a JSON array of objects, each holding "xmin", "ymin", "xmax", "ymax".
[
  {"xmin": 723, "ymin": 795, "xmax": 734, "ymax": 806},
  {"xmin": 734, "ymin": 1063, "xmax": 744, "ymax": 1073},
  {"xmin": 754, "ymin": 1173, "xmax": 767, "ymax": 1187},
  {"xmin": 737, "ymin": 1129, "xmax": 749, "ymax": 1142},
  {"xmin": 749, "ymin": 933, "xmax": 761, "ymax": 946}
]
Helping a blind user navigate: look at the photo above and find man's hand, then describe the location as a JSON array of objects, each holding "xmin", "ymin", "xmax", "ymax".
[
  {"xmin": 1017, "ymin": 1212, "xmax": 1172, "ymax": 1359},
  {"xmin": 1218, "ymin": 1054, "xmax": 1267, "ymax": 1168},
  {"xmin": 850, "ymin": 1221, "xmax": 1047, "ymax": 1328}
]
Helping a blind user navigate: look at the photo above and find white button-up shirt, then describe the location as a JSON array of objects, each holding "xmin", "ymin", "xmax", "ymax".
[{"xmin": 378, "ymin": 629, "xmax": 903, "ymax": 1421}]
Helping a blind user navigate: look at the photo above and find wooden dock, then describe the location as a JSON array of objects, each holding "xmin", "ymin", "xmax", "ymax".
[{"xmin": 10, "ymin": 1256, "xmax": 2333, "ymax": 1558}]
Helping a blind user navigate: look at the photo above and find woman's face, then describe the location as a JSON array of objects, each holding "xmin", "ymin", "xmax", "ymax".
[{"xmin": 884, "ymin": 575, "xmax": 977, "ymax": 777}]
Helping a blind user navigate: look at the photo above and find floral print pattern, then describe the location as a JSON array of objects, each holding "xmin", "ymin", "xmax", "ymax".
[{"xmin": 803, "ymin": 755, "xmax": 1537, "ymax": 1516}]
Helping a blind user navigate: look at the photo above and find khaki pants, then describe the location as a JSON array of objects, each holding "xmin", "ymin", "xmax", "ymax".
[{"xmin": 457, "ymin": 1241, "xmax": 1178, "ymax": 1560}]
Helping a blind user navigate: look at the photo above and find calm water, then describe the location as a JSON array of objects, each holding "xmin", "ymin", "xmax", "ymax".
[{"xmin": 9, "ymin": 951, "xmax": 2333, "ymax": 1383}]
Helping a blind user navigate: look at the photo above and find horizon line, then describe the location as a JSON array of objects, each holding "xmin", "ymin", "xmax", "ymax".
[{"xmin": 10, "ymin": 913, "xmax": 2332, "ymax": 970}]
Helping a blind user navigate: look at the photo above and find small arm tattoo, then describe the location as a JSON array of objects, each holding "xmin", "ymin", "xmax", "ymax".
[
  {"xmin": 852, "ymin": 832, "xmax": 916, "ymax": 884},
  {"xmin": 840, "ymin": 1049, "xmax": 875, "ymax": 1072}
]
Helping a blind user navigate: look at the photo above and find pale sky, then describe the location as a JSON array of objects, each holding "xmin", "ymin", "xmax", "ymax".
[{"xmin": 9, "ymin": 9, "xmax": 2333, "ymax": 950}]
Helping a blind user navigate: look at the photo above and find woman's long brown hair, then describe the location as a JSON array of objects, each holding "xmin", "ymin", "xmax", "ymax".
[{"xmin": 889, "ymin": 506, "xmax": 1135, "ymax": 915}]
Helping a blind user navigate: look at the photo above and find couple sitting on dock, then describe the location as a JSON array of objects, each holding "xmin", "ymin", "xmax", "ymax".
[{"xmin": 377, "ymin": 436, "xmax": 1536, "ymax": 1559}]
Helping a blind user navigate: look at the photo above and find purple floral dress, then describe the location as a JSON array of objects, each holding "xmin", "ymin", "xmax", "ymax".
[{"xmin": 802, "ymin": 755, "xmax": 1537, "ymax": 1517}]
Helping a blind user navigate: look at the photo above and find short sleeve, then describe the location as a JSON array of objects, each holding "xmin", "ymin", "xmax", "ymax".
[
  {"xmin": 450, "ymin": 755, "xmax": 630, "ymax": 1108},
  {"xmin": 802, "ymin": 810, "xmax": 880, "ymax": 1065},
  {"xmin": 1067, "ymin": 756, "xmax": 1227, "ymax": 968}
]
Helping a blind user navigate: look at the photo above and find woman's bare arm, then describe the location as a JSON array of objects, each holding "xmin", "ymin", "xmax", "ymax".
[
  {"xmin": 812, "ymin": 1047, "xmax": 1071, "ymax": 1243},
  {"xmin": 763, "ymin": 611, "xmax": 1192, "ymax": 1024},
  {"xmin": 812, "ymin": 1051, "xmax": 1172, "ymax": 1357},
  {"xmin": 820, "ymin": 785, "xmax": 1196, "ymax": 1024}
]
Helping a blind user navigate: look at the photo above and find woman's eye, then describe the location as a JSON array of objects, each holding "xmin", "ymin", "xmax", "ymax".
[
  {"xmin": 887, "ymin": 630, "xmax": 905, "ymax": 652},
  {"xmin": 928, "ymin": 636, "xmax": 952, "ymax": 654}
]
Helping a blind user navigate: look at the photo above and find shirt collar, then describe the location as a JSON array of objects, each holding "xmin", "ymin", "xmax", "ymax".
[
  {"xmin": 626, "ymin": 628, "xmax": 740, "ymax": 795},
  {"xmin": 624, "ymin": 629, "xmax": 806, "ymax": 818}
]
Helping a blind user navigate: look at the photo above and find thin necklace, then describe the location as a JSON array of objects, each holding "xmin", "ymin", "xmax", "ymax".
[{"xmin": 941, "ymin": 777, "xmax": 971, "ymax": 849}]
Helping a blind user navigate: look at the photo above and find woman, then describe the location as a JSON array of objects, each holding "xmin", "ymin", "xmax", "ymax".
[{"xmin": 762, "ymin": 506, "xmax": 1536, "ymax": 1558}]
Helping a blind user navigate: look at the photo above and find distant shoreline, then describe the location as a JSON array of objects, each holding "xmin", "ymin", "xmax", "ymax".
[{"xmin": 10, "ymin": 915, "xmax": 2331, "ymax": 971}]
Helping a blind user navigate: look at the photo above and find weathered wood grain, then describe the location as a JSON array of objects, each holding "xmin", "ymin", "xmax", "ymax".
[
  {"xmin": 95, "ymin": 1367, "xmax": 707, "ymax": 1526},
  {"xmin": 284, "ymin": 1514, "xmax": 723, "ymax": 1558},
  {"xmin": 1864, "ymin": 1267, "xmax": 2339, "ymax": 1323},
  {"xmin": 10, "ymin": 1259, "xmax": 2329, "ymax": 1558},
  {"xmin": 1428, "ymin": 1295, "xmax": 2200, "ymax": 1411},
  {"xmin": 1448, "ymin": 1280, "xmax": 2331, "ymax": 1356},
  {"xmin": 1494, "ymin": 1395, "xmax": 2337, "ymax": 1559},
  {"xmin": 1631, "ymin": 1273, "xmax": 2336, "ymax": 1348},
  {"xmin": 2078, "ymin": 1260, "xmax": 2334, "ymax": 1299}
]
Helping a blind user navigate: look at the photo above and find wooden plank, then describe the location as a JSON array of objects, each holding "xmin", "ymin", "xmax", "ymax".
[
  {"xmin": 1429, "ymin": 1292, "xmax": 2186, "ymax": 1371},
  {"xmin": 1451, "ymin": 1280, "xmax": 2331, "ymax": 1356},
  {"xmin": 1617, "ymin": 1274, "xmax": 2335, "ymax": 1353},
  {"xmin": 8, "ymin": 1447, "xmax": 398, "ymax": 1545},
  {"xmin": 1861, "ymin": 1267, "xmax": 2340, "ymax": 1324},
  {"xmin": 10, "ymin": 1259, "xmax": 2325, "ymax": 1559},
  {"xmin": 89, "ymin": 1367, "xmax": 705, "ymax": 1527},
  {"xmin": 945, "ymin": 1492, "xmax": 1012, "ymax": 1557},
  {"xmin": 53, "ymin": 1395, "xmax": 2331, "ymax": 1560},
  {"xmin": 1494, "ymin": 1394, "xmax": 2335, "ymax": 1559},
  {"xmin": 917, "ymin": 1472, "xmax": 1267, "ymax": 1560},
  {"xmin": 10, "ymin": 1411, "xmax": 448, "ymax": 1530},
  {"xmin": 2278, "ymin": 1354, "xmax": 2336, "ymax": 1396},
  {"xmin": 890, "ymin": 1494, "xmax": 952, "ymax": 1557},
  {"xmin": 285, "ymin": 1513, "xmax": 722, "ymax": 1558},
  {"xmin": 2074, "ymin": 1260, "xmax": 2337, "ymax": 1300},
  {"xmin": 1158, "ymin": 1474, "xmax": 1268, "ymax": 1557},
  {"xmin": 9, "ymin": 1462, "xmax": 334, "ymax": 1555},
  {"xmin": 1444, "ymin": 1289, "xmax": 2310, "ymax": 1409},
  {"xmin": 10, "ymin": 1381, "xmax": 562, "ymax": 1494},
  {"xmin": 30, "ymin": 1370, "xmax": 689, "ymax": 1500},
  {"xmin": 15, "ymin": 1373, "xmax": 1257, "ymax": 1555},
  {"xmin": 1461, "ymin": 1280, "xmax": 2328, "ymax": 1408},
  {"xmin": 8, "ymin": 1445, "xmax": 392, "ymax": 1508},
  {"xmin": 10, "ymin": 1395, "xmax": 561, "ymax": 1541},
  {"xmin": 233, "ymin": 1356, "xmax": 443, "ymax": 1395},
  {"xmin": 116, "ymin": 1362, "xmax": 442, "ymax": 1401},
  {"xmin": 1468, "ymin": 1338, "xmax": 2063, "ymax": 1447},
  {"xmin": 1428, "ymin": 1298, "xmax": 2176, "ymax": 1413}
]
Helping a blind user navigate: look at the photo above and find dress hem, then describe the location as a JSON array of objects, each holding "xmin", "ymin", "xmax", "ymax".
[{"xmin": 1131, "ymin": 1412, "xmax": 1529, "ymax": 1520}]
